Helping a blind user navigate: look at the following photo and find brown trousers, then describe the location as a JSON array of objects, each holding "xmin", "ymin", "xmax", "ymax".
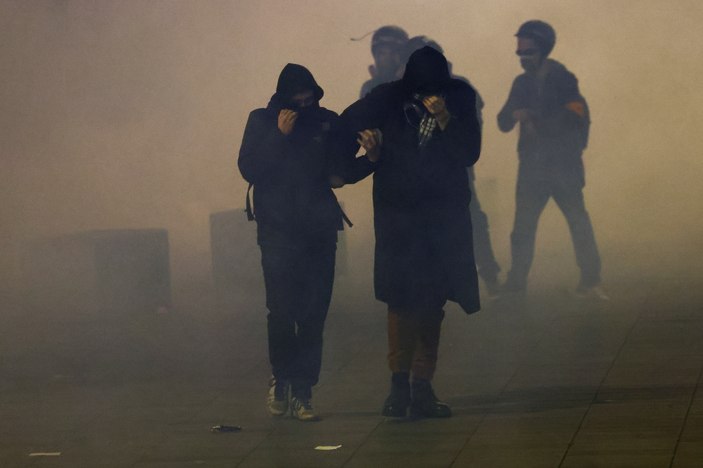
[{"xmin": 387, "ymin": 307, "xmax": 445, "ymax": 381}]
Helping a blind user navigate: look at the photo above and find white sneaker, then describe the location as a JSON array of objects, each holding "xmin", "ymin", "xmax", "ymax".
[
  {"xmin": 575, "ymin": 285, "xmax": 610, "ymax": 301},
  {"xmin": 290, "ymin": 397, "xmax": 319, "ymax": 422},
  {"xmin": 267, "ymin": 379, "xmax": 289, "ymax": 416}
]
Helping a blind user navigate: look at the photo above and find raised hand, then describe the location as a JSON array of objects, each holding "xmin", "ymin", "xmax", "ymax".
[
  {"xmin": 357, "ymin": 128, "xmax": 383, "ymax": 162},
  {"xmin": 423, "ymin": 95, "xmax": 451, "ymax": 129},
  {"xmin": 278, "ymin": 109, "xmax": 299, "ymax": 135}
]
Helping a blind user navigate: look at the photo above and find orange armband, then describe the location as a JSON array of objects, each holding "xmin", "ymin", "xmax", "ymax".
[{"xmin": 565, "ymin": 101, "xmax": 586, "ymax": 118}]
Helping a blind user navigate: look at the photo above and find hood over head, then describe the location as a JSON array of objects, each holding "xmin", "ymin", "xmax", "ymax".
[
  {"xmin": 400, "ymin": 36, "xmax": 443, "ymax": 66},
  {"xmin": 401, "ymin": 46, "xmax": 451, "ymax": 95},
  {"xmin": 271, "ymin": 63, "xmax": 324, "ymax": 109}
]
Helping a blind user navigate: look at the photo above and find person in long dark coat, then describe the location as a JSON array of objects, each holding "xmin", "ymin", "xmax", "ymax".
[
  {"xmin": 399, "ymin": 36, "xmax": 502, "ymax": 296},
  {"xmin": 238, "ymin": 63, "xmax": 344, "ymax": 422},
  {"xmin": 334, "ymin": 46, "xmax": 482, "ymax": 418}
]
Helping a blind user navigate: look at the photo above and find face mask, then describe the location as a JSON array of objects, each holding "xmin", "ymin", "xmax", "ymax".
[
  {"xmin": 517, "ymin": 50, "xmax": 542, "ymax": 73},
  {"xmin": 521, "ymin": 58, "xmax": 539, "ymax": 72},
  {"xmin": 286, "ymin": 90, "xmax": 317, "ymax": 113},
  {"xmin": 295, "ymin": 104, "xmax": 319, "ymax": 118}
]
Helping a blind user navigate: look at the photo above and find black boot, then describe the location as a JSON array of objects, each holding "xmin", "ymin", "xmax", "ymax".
[
  {"xmin": 410, "ymin": 379, "xmax": 451, "ymax": 418},
  {"xmin": 382, "ymin": 372, "xmax": 411, "ymax": 417}
]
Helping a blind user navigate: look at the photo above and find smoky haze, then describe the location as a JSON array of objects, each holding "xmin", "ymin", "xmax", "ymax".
[{"xmin": 2, "ymin": 0, "xmax": 702, "ymax": 306}]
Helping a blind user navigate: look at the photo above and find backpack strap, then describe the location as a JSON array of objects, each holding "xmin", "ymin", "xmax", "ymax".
[
  {"xmin": 247, "ymin": 181, "xmax": 352, "ymax": 228},
  {"xmin": 333, "ymin": 194, "xmax": 353, "ymax": 228},
  {"xmin": 340, "ymin": 207, "xmax": 353, "ymax": 228}
]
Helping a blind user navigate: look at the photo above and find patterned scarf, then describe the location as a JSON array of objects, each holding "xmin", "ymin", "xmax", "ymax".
[{"xmin": 418, "ymin": 113, "xmax": 437, "ymax": 147}]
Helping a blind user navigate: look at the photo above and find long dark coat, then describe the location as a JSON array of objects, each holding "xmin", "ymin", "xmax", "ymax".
[{"xmin": 335, "ymin": 47, "xmax": 482, "ymax": 314}]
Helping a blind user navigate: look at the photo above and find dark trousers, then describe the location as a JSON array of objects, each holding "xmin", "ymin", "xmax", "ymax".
[
  {"xmin": 507, "ymin": 170, "xmax": 601, "ymax": 289},
  {"xmin": 260, "ymin": 238, "xmax": 336, "ymax": 399},
  {"xmin": 468, "ymin": 177, "xmax": 500, "ymax": 284},
  {"xmin": 387, "ymin": 307, "xmax": 445, "ymax": 381}
]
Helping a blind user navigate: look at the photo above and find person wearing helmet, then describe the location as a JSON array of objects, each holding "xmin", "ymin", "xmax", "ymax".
[
  {"xmin": 335, "ymin": 46, "xmax": 482, "ymax": 419},
  {"xmin": 398, "ymin": 36, "xmax": 501, "ymax": 296},
  {"xmin": 497, "ymin": 20, "xmax": 606, "ymax": 299},
  {"xmin": 238, "ymin": 64, "xmax": 347, "ymax": 422},
  {"xmin": 359, "ymin": 25, "xmax": 408, "ymax": 98}
]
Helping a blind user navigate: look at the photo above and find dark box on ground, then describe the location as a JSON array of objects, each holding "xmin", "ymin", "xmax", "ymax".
[
  {"xmin": 21, "ymin": 229, "xmax": 171, "ymax": 315},
  {"xmin": 210, "ymin": 209, "xmax": 263, "ymax": 304}
]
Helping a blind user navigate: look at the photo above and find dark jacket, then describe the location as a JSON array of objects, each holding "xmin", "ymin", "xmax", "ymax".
[
  {"xmin": 497, "ymin": 59, "xmax": 590, "ymax": 184},
  {"xmin": 336, "ymin": 47, "xmax": 482, "ymax": 314},
  {"xmin": 238, "ymin": 64, "xmax": 342, "ymax": 245},
  {"xmin": 360, "ymin": 76, "xmax": 387, "ymax": 99}
]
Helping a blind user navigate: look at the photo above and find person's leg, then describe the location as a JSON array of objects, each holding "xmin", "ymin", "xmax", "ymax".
[
  {"xmin": 410, "ymin": 309, "xmax": 444, "ymax": 381},
  {"xmin": 409, "ymin": 308, "xmax": 451, "ymax": 418},
  {"xmin": 288, "ymin": 240, "xmax": 336, "ymax": 421},
  {"xmin": 552, "ymin": 183, "xmax": 602, "ymax": 289},
  {"xmin": 468, "ymin": 178, "xmax": 501, "ymax": 292},
  {"xmin": 387, "ymin": 308, "xmax": 417, "ymax": 375},
  {"xmin": 289, "ymin": 241, "xmax": 336, "ymax": 400},
  {"xmin": 260, "ymin": 243, "xmax": 303, "ymax": 415},
  {"xmin": 505, "ymin": 171, "xmax": 551, "ymax": 291},
  {"xmin": 382, "ymin": 307, "xmax": 415, "ymax": 417}
]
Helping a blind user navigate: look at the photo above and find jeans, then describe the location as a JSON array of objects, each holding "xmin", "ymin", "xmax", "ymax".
[
  {"xmin": 507, "ymin": 168, "xmax": 601, "ymax": 289},
  {"xmin": 260, "ymin": 237, "xmax": 336, "ymax": 399},
  {"xmin": 468, "ymin": 177, "xmax": 500, "ymax": 284}
]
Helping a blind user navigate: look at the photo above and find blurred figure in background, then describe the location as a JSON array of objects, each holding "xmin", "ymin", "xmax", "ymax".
[
  {"xmin": 238, "ymin": 64, "xmax": 345, "ymax": 422},
  {"xmin": 359, "ymin": 25, "xmax": 408, "ymax": 98},
  {"xmin": 497, "ymin": 20, "xmax": 606, "ymax": 299},
  {"xmin": 399, "ymin": 36, "xmax": 501, "ymax": 296},
  {"xmin": 336, "ymin": 46, "xmax": 482, "ymax": 418}
]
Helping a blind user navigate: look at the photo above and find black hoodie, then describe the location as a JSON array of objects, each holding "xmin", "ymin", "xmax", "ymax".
[
  {"xmin": 238, "ymin": 64, "xmax": 342, "ymax": 242},
  {"xmin": 401, "ymin": 46, "xmax": 451, "ymax": 95},
  {"xmin": 272, "ymin": 63, "xmax": 324, "ymax": 108}
]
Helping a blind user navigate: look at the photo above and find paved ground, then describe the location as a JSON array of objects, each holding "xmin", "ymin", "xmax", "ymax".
[{"xmin": 2, "ymin": 254, "xmax": 703, "ymax": 467}]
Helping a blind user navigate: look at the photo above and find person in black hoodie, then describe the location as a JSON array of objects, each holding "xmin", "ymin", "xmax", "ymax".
[
  {"xmin": 335, "ymin": 46, "xmax": 482, "ymax": 418},
  {"xmin": 497, "ymin": 21, "xmax": 606, "ymax": 299},
  {"xmin": 238, "ymin": 64, "xmax": 344, "ymax": 421}
]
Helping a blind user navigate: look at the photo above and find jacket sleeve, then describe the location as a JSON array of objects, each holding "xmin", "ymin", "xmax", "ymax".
[
  {"xmin": 539, "ymin": 71, "xmax": 589, "ymax": 138},
  {"xmin": 237, "ymin": 109, "xmax": 294, "ymax": 184},
  {"xmin": 328, "ymin": 92, "xmax": 384, "ymax": 184},
  {"xmin": 435, "ymin": 84, "xmax": 482, "ymax": 167},
  {"xmin": 497, "ymin": 78, "xmax": 521, "ymax": 133}
]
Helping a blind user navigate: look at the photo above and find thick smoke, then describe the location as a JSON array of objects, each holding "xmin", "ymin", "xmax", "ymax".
[{"xmin": 1, "ymin": 0, "xmax": 702, "ymax": 302}]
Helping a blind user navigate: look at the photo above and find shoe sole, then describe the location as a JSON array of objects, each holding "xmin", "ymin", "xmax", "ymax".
[
  {"xmin": 292, "ymin": 413, "xmax": 320, "ymax": 422},
  {"xmin": 268, "ymin": 385, "xmax": 289, "ymax": 417},
  {"xmin": 268, "ymin": 407, "xmax": 287, "ymax": 417}
]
